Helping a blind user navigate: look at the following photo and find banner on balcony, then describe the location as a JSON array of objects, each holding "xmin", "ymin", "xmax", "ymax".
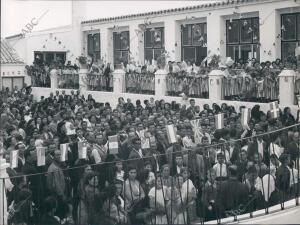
[
  {"xmin": 241, "ymin": 108, "xmax": 251, "ymax": 127},
  {"xmin": 270, "ymin": 101, "xmax": 280, "ymax": 118},
  {"xmin": 215, "ymin": 113, "xmax": 224, "ymax": 130},
  {"xmin": 108, "ymin": 135, "xmax": 119, "ymax": 154},
  {"xmin": 10, "ymin": 150, "xmax": 19, "ymax": 169},
  {"xmin": 36, "ymin": 147, "xmax": 46, "ymax": 166},
  {"xmin": 166, "ymin": 124, "xmax": 177, "ymax": 144},
  {"xmin": 78, "ymin": 142, "xmax": 87, "ymax": 159},
  {"xmin": 60, "ymin": 143, "xmax": 69, "ymax": 162}
]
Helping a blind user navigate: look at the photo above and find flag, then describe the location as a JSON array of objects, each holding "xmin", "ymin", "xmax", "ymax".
[
  {"xmin": 108, "ymin": 135, "xmax": 119, "ymax": 154},
  {"xmin": 166, "ymin": 124, "xmax": 177, "ymax": 144},
  {"xmin": 190, "ymin": 119, "xmax": 203, "ymax": 144},
  {"xmin": 215, "ymin": 113, "xmax": 224, "ymax": 130},
  {"xmin": 60, "ymin": 143, "xmax": 69, "ymax": 162},
  {"xmin": 241, "ymin": 108, "xmax": 251, "ymax": 127},
  {"xmin": 270, "ymin": 101, "xmax": 280, "ymax": 118},
  {"xmin": 139, "ymin": 130, "xmax": 150, "ymax": 149},
  {"xmin": 65, "ymin": 121, "xmax": 76, "ymax": 136},
  {"xmin": 78, "ymin": 142, "xmax": 87, "ymax": 159},
  {"xmin": 10, "ymin": 150, "xmax": 18, "ymax": 168},
  {"xmin": 36, "ymin": 147, "xmax": 46, "ymax": 166}
]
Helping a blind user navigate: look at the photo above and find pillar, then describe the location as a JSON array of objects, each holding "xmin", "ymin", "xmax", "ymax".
[
  {"xmin": 259, "ymin": 9, "xmax": 280, "ymax": 62},
  {"xmin": 164, "ymin": 19, "xmax": 181, "ymax": 62},
  {"xmin": 71, "ymin": 1, "xmax": 87, "ymax": 62},
  {"xmin": 0, "ymin": 158, "xmax": 11, "ymax": 225},
  {"xmin": 209, "ymin": 70, "xmax": 224, "ymax": 100},
  {"xmin": 279, "ymin": 69, "xmax": 296, "ymax": 105},
  {"xmin": 129, "ymin": 23, "xmax": 144, "ymax": 65},
  {"xmin": 113, "ymin": 69, "xmax": 126, "ymax": 93},
  {"xmin": 78, "ymin": 68, "xmax": 88, "ymax": 92},
  {"xmin": 155, "ymin": 69, "xmax": 167, "ymax": 97},
  {"xmin": 101, "ymin": 27, "xmax": 113, "ymax": 64},
  {"xmin": 207, "ymin": 13, "xmax": 226, "ymax": 57},
  {"xmin": 50, "ymin": 69, "xmax": 58, "ymax": 89}
]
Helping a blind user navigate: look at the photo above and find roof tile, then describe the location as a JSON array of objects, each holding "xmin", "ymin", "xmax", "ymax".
[{"xmin": 1, "ymin": 39, "xmax": 24, "ymax": 64}]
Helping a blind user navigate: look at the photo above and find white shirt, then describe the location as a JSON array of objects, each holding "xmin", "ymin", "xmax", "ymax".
[
  {"xmin": 116, "ymin": 170, "xmax": 124, "ymax": 181},
  {"xmin": 257, "ymin": 140, "xmax": 264, "ymax": 159},
  {"xmin": 213, "ymin": 163, "xmax": 227, "ymax": 178}
]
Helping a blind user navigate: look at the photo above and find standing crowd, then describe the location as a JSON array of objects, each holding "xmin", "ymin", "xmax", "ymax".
[{"xmin": 0, "ymin": 86, "xmax": 299, "ymax": 225}]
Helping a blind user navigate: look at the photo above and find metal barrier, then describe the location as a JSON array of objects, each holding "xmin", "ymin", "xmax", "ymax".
[{"xmin": 1, "ymin": 124, "xmax": 299, "ymax": 225}]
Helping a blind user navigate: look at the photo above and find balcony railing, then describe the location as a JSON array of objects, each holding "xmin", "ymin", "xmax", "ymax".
[
  {"xmin": 125, "ymin": 72, "xmax": 155, "ymax": 95},
  {"xmin": 86, "ymin": 72, "xmax": 114, "ymax": 92},
  {"xmin": 166, "ymin": 72, "xmax": 209, "ymax": 99},
  {"xmin": 57, "ymin": 69, "xmax": 79, "ymax": 89}
]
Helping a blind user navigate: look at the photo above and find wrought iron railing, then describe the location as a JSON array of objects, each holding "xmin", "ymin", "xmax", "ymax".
[{"xmin": 125, "ymin": 72, "xmax": 155, "ymax": 95}]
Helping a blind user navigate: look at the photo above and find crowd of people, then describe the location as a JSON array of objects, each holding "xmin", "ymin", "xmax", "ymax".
[
  {"xmin": 27, "ymin": 54, "xmax": 300, "ymax": 105},
  {"xmin": 0, "ymin": 85, "xmax": 300, "ymax": 225}
]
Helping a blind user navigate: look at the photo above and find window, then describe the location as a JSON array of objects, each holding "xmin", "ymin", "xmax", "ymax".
[
  {"xmin": 181, "ymin": 23, "xmax": 207, "ymax": 64},
  {"xmin": 2, "ymin": 77, "xmax": 24, "ymax": 91},
  {"xmin": 226, "ymin": 17, "xmax": 260, "ymax": 63},
  {"xmin": 281, "ymin": 13, "xmax": 300, "ymax": 60},
  {"xmin": 34, "ymin": 51, "xmax": 66, "ymax": 66},
  {"xmin": 144, "ymin": 27, "xmax": 165, "ymax": 63},
  {"xmin": 113, "ymin": 31, "xmax": 130, "ymax": 65},
  {"xmin": 87, "ymin": 33, "xmax": 100, "ymax": 62}
]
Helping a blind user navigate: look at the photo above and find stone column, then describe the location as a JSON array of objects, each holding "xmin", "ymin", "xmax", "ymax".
[
  {"xmin": 209, "ymin": 69, "xmax": 224, "ymax": 100},
  {"xmin": 155, "ymin": 69, "xmax": 168, "ymax": 97},
  {"xmin": 50, "ymin": 69, "xmax": 58, "ymax": 89},
  {"xmin": 207, "ymin": 13, "xmax": 226, "ymax": 57},
  {"xmin": 113, "ymin": 69, "xmax": 126, "ymax": 94},
  {"xmin": 78, "ymin": 68, "xmax": 88, "ymax": 92},
  {"xmin": 164, "ymin": 20, "xmax": 181, "ymax": 62},
  {"xmin": 0, "ymin": 158, "xmax": 11, "ymax": 225},
  {"xmin": 279, "ymin": 69, "xmax": 296, "ymax": 105}
]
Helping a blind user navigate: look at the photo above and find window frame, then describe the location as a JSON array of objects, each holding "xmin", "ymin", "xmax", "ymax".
[
  {"xmin": 144, "ymin": 27, "xmax": 165, "ymax": 62},
  {"xmin": 33, "ymin": 51, "xmax": 66, "ymax": 65},
  {"xmin": 87, "ymin": 33, "xmax": 101, "ymax": 62},
  {"xmin": 181, "ymin": 23, "xmax": 207, "ymax": 64},
  {"xmin": 226, "ymin": 17, "xmax": 260, "ymax": 62},
  {"xmin": 113, "ymin": 31, "xmax": 130, "ymax": 65},
  {"xmin": 281, "ymin": 13, "xmax": 300, "ymax": 60}
]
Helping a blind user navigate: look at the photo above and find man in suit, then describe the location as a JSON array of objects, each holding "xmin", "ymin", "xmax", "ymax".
[
  {"xmin": 216, "ymin": 165, "xmax": 249, "ymax": 218},
  {"xmin": 247, "ymin": 128, "xmax": 268, "ymax": 163},
  {"xmin": 285, "ymin": 132, "xmax": 299, "ymax": 163},
  {"xmin": 128, "ymin": 137, "xmax": 145, "ymax": 175}
]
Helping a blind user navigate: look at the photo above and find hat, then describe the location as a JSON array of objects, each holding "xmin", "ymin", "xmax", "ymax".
[
  {"xmin": 0, "ymin": 158, "xmax": 10, "ymax": 170},
  {"xmin": 225, "ymin": 57, "xmax": 234, "ymax": 67}
]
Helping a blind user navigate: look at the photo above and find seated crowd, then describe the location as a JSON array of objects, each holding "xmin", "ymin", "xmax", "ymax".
[{"xmin": 0, "ymin": 87, "xmax": 299, "ymax": 225}]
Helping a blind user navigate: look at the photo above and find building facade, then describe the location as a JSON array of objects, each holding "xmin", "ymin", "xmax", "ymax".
[
  {"xmin": 5, "ymin": 0, "xmax": 300, "ymax": 67},
  {"xmin": 0, "ymin": 39, "xmax": 28, "ymax": 91}
]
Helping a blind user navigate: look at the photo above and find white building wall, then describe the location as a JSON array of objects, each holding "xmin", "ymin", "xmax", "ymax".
[{"xmin": 6, "ymin": 0, "xmax": 300, "ymax": 66}]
